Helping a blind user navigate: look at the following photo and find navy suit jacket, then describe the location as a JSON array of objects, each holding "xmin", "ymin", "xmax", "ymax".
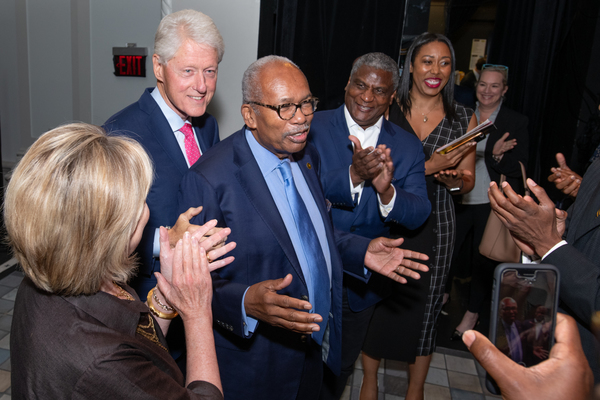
[
  {"xmin": 545, "ymin": 158, "xmax": 600, "ymax": 381},
  {"xmin": 103, "ymin": 88, "xmax": 220, "ymax": 297},
  {"xmin": 309, "ymin": 106, "xmax": 430, "ymax": 311},
  {"xmin": 177, "ymin": 128, "xmax": 371, "ymax": 399}
]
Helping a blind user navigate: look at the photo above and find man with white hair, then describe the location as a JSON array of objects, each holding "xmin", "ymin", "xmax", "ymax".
[{"xmin": 104, "ymin": 9, "xmax": 225, "ymax": 298}]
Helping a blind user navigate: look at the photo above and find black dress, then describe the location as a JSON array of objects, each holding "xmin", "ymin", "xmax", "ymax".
[{"xmin": 363, "ymin": 101, "xmax": 473, "ymax": 360}]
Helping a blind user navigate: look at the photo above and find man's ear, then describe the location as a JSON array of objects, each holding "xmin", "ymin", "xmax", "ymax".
[
  {"xmin": 241, "ymin": 104, "xmax": 257, "ymax": 129},
  {"xmin": 153, "ymin": 54, "xmax": 164, "ymax": 82},
  {"xmin": 344, "ymin": 77, "xmax": 351, "ymax": 92}
]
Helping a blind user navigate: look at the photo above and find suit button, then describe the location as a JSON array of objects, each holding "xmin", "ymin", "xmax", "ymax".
[
  {"xmin": 350, "ymin": 226, "xmax": 356, "ymax": 232},
  {"xmin": 301, "ymin": 295, "xmax": 309, "ymax": 301},
  {"xmin": 300, "ymin": 335, "xmax": 307, "ymax": 343}
]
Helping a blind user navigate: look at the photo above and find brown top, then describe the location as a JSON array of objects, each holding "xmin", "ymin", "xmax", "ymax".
[{"xmin": 11, "ymin": 277, "xmax": 222, "ymax": 400}]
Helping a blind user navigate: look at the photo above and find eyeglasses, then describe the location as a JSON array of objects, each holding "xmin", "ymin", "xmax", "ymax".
[
  {"xmin": 248, "ymin": 98, "xmax": 319, "ymax": 120},
  {"xmin": 482, "ymin": 64, "xmax": 509, "ymax": 79}
]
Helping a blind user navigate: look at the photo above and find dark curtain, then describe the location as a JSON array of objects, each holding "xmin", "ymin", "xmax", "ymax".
[
  {"xmin": 445, "ymin": 0, "xmax": 484, "ymax": 42},
  {"xmin": 488, "ymin": 0, "xmax": 600, "ymax": 197},
  {"xmin": 258, "ymin": 0, "xmax": 407, "ymax": 111}
]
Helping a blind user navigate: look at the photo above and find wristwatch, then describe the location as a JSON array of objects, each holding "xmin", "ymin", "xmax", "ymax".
[{"xmin": 449, "ymin": 180, "xmax": 464, "ymax": 193}]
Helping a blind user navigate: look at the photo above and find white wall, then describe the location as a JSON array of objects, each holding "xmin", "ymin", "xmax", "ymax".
[
  {"xmin": 0, "ymin": 0, "xmax": 260, "ymax": 166},
  {"xmin": 176, "ymin": 0, "xmax": 261, "ymax": 137}
]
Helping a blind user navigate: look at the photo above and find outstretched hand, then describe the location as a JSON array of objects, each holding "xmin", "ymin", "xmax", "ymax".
[
  {"xmin": 244, "ymin": 274, "xmax": 322, "ymax": 335},
  {"xmin": 364, "ymin": 237, "xmax": 429, "ymax": 284},
  {"xmin": 463, "ymin": 313, "xmax": 593, "ymax": 400},
  {"xmin": 434, "ymin": 169, "xmax": 473, "ymax": 191}
]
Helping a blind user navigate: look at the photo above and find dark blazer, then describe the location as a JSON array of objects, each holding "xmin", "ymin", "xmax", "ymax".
[
  {"xmin": 460, "ymin": 70, "xmax": 477, "ymax": 89},
  {"xmin": 309, "ymin": 106, "xmax": 430, "ymax": 311},
  {"xmin": 484, "ymin": 105, "xmax": 529, "ymax": 195},
  {"xmin": 11, "ymin": 278, "xmax": 222, "ymax": 399},
  {"xmin": 177, "ymin": 128, "xmax": 371, "ymax": 400},
  {"xmin": 497, "ymin": 320, "xmax": 525, "ymax": 363},
  {"xmin": 545, "ymin": 158, "xmax": 600, "ymax": 381},
  {"xmin": 103, "ymin": 88, "xmax": 220, "ymax": 297}
]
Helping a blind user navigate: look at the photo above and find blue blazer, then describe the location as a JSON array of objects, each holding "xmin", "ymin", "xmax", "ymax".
[
  {"xmin": 103, "ymin": 88, "xmax": 220, "ymax": 297},
  {"xmin": 309, "ymin": 106, "xmax": 430, "ymax": 311},
  {"xmin": 177, "ymin": 128, "xmax": 371, "ymax": 400}
]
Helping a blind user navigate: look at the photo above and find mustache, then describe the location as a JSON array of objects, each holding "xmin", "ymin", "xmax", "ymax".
[{"xmin": 284, "ymin": 124, "xmax": 310, "ymax": 137}]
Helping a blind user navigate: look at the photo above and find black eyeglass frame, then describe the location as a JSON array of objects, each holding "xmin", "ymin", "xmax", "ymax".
[{"xmin": 248, "ymin": 98, "xmax": 319, "ymax": 121}]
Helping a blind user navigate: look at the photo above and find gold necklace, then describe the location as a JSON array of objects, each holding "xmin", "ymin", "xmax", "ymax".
[
  {"xmin": 418, "ymin": 102, "xmax": 440, "ymax": 123},
  {"xmin": 113, "ymin": 281, "xmax": 134, "ymax": 301},
  {"xmin": 410, "ymin": 93, "xmax": 441, "ymax": 123}
]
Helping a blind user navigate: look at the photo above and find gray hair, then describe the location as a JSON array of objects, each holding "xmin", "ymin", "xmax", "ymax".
[
  {"xmin": 154, "ymin": 9, "xmax": 225, "ymax": 65},
  {"xmin": 350, "ymin": 52, "xmax": 400, "ymax": 91},
  {"xmin": 242, "ymin": 55, "xmax": 300, "ymax": 108}
]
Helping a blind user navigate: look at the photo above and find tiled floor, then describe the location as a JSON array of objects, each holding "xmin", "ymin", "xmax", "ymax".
[
  {"xmin": 1, "ymin": 260, "xmax": 499, "ymax": 400},
  {"xmin": 0, "ymin": 258, "xmax": 23, "ymax": 400},
  {"xmin": 340, "ymin": 348, "xmax": 502, "ymax": 400}
]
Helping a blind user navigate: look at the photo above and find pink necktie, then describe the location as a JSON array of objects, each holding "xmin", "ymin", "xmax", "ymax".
[{"xmin": 180, "ymin": 123, "xmax": 200, "ymax": 166}]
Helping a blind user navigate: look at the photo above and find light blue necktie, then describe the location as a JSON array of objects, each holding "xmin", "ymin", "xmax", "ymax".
[{"xmin": 278, "ymin": 159, "xmax": 330, "ymax": 344}]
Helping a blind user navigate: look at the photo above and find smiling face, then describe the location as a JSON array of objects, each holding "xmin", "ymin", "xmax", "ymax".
[
  {"xmin": 500, "ymin": 298, "xmax": 518, "ymax": 324},
  {"xmin": 242, "ymin": 62, "xmax": 313, "ymax": 159},
  {"xmin": 476, "ymin": 70, "xmax": 508, "ymax": 109},
  {"xmin": 153, "ymin": 39, "xmax": 219, "ymax": 120},
  {"xmin": 344, "ymin": 65, "xmax": 396, "ymax": 129},
  {"xmin": 410, "ymin": 41, "xmax": 452, "ymax": 97}
]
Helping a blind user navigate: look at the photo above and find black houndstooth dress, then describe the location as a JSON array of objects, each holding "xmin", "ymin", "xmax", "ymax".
[{"xmin": 364, "ymin": 101, "xmax": 473, "ymax": 360}]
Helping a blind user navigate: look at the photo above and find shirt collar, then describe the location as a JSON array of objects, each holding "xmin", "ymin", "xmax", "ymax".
[
  {"xmin": 343, "ymin": 105, "xmax": 384, "ymax": 133},
  {"xmin": 151, "ymin": 87, "xmax": 188, "ymax": 132},
  {"xmin": 245, "ymin": 128, "xmax": 289, "ymax": 178},
  {"xmin": 475, "ymin": 98, "xmax": 503, "ymax": 124}
]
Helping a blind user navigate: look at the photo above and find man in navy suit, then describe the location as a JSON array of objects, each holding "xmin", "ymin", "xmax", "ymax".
[
  {"xmin": 489, "ymin": 158, "xmax": 600, "ymax": 381},
  {"xmin": 497, "ymin": 297, "xmax": 525, "ymax": 364},
  {"xmin": 103, "ymin": 10, "xmax": 226, "ymax": 298},
  {"xmin": 309, "ymin": 52, "xmax": 430, "ymax": 399},
  {"xmin": 178, "ymin": 56, "xmax": 429, "ymax": 400}
]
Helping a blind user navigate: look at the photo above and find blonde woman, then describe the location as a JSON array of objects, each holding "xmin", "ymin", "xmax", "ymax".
[{"xmin": 7, "ymin": 123, "xmax": 235, "ymax": 399}]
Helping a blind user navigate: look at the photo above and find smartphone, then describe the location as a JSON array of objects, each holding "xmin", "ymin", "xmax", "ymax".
[{"xmin": 486, "ymin": 263, "xmax": 559, "ymax": 395}]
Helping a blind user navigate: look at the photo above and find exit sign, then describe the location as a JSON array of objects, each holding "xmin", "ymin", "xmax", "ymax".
[{"xmin": 113, "ymin": 43, "xmax": 147, "ymax": 77}]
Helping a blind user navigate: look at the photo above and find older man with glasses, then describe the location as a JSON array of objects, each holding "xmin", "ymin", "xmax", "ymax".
[{"xmin": 177, "ymin": 55, "xmax": 430, "ymax": 400}]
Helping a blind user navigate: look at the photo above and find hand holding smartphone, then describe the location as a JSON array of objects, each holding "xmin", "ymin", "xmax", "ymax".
[{"xmin": 486, "ymin": 264, "xmax": 559, "ymax": 394}]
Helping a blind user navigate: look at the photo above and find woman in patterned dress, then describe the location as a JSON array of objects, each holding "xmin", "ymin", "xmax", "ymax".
[{"xmin": 360, "ymin": 33, "xmax": 476, "ymax": 400}]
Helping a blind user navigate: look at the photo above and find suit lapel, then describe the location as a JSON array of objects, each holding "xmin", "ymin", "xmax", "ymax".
[
  {"xmin": 295, "ymin": 149, "xmax": 334, "ymax": 243},
  {"xmin": 139, "ymin": 90, "xmax": 189, "ymax": 175},
  {"xmin": 232, "ymin": 131, "xmax": 307, "ymax": 287}
]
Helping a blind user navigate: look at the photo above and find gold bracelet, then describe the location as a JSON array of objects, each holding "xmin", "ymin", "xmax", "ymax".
[{"xmin": 147, "ymin": 288, "xmax": 178, "ymax": 319}]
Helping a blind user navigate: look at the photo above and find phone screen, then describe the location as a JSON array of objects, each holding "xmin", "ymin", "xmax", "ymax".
[{"xmin": 493, "ymin": 267, "xmax": 558, "ymax": 368}]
